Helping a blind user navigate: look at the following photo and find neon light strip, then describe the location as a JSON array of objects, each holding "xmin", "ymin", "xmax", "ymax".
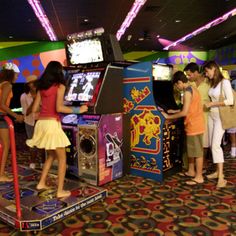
[
  {"xmin": 27, "ymin": 0, "xmax": 58, "ymax": 41},
  {"xmin": 164, "ymin": 8, "xmax": 236, "ymax": 50},
  {"xmin": 116, "ymin": 0, "xmax": 147, "ymax": 41}
]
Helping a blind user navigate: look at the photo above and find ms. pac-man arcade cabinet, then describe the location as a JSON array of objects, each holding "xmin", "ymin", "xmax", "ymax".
[{"xmin": 123, "ymin": 61, "xmax": 184, "ymax": 182}]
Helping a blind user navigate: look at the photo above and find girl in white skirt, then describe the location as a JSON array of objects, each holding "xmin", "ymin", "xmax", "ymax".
[{"xmin": 27, "ymin": 61, "xmax": 88, "ymax": 198}]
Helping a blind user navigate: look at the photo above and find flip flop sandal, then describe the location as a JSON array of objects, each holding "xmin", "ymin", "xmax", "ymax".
[
  {"xmin": 179, "ymin": 172, "xmax": 195, "ymax": 178},
  {"xmin": 186, "ymin": 180, "xmax": 204, "ymax": 185}
]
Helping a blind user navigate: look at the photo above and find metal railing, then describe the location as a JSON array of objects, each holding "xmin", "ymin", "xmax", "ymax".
[{"xmin": 0, "ymin": 116, "xmax": 21, "ymax": 218}]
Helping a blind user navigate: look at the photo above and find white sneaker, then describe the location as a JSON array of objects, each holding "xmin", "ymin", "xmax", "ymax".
[{"xmin": 29, "ymin": 163, "xmax": 36, "ymax": 169}]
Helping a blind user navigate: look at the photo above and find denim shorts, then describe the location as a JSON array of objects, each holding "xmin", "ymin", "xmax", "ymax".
[{"xmin": 0, "ymin": 115, "xmax": 8, "ymax": 129}]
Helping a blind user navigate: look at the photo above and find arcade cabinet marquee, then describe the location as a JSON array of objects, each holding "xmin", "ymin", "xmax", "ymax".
[{"xmin": 65, "ymin": 27, "xmax": 123, "ymax": 66}]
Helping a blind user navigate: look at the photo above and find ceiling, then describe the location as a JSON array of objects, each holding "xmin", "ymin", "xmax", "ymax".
[{"xmin": 1, "ymin": 0, "xmax": 236, "ymax": 53}]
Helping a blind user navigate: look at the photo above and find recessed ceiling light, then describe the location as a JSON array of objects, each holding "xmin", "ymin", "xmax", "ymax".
[
  {"xmin": 84, "ymin": 18, "xmax": 89, "ymax": 22},
  {"xmin": 127, "ymin": 35, "xmax": 132, "ymax": 40},
  {"xmin": 156, "ymin": 35, "xmax": 160, "ymax": 38},
  {"xmin": 224, "ymin": 36, "xmax": 228, "ymax": 38},
  {"xmin": 175, "ymin": 20, "xmax": 181, "ymax": 23},
  {"xmin": 138, "ymin": 37, "xmax": 144, "ymax": 41}
]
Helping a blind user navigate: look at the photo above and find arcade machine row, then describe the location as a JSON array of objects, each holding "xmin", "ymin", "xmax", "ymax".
[
  {"xmin": 61, "ymin": 28, "xmax": 130, "ymax": 186},
  {"xmin": 123, "ymin": 61, "xmax": 184, "ymax": 182}
]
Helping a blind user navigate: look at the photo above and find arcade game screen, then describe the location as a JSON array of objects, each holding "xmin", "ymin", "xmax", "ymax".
[
  {"xmin": 66, "ymin": 37, "xmax": 104, "ymax": 65},
  {"xmin": 153, "ymin": 64, "xmax": 172, "ymax": 81},
  {"xmin": 64, "ymin": 71, "xmax": 101, "ymax": 102},
  {"xmin": 152, "ymin": 64, "xmax": 179, "ymax": 111}
]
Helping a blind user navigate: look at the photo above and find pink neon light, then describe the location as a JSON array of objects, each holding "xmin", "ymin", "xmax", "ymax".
[
  {"xmin": 27, "ymin": 0, "xmax": 58, "ymax": 41},
  {"xmin": 116, "ymin": 0, "xmax": 147, "ymax": 40},
  {"xmin": 164, "ymin": 8, "xmax": 236, "ymax": 50}
]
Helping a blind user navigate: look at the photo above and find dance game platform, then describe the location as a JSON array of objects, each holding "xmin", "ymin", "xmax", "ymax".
[{"xmin": 0, "ymin": 165, "xmax": 107, "ymax": 232}]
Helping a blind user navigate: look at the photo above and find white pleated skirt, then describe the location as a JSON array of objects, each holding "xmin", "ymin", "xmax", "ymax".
[{"xmin": 26, "ymin": 119, "xmax": 70, "ymax": 150}]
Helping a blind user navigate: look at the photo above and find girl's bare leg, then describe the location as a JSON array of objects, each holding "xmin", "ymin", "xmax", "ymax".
[
  {"xmin": 193, "ymin": 156, "xmax": 204, "ymax": 183},
  {"xmin": 0, "ymin": 128, "xmax": 12, "ymax": 182},
  {"xmin": 186, "ymin": 157, "xmax": 195, "ymax": 176},
  {"xmin": 217, "ymin": 163, "xmax": 227, "ymax": 188},
  {"xmin": 36, "ymin": 150, "xmax": 54, "ymax": 190},
  {"xmin": 55, "ymin": 147, "xmax": 70, "ymax": 198}
]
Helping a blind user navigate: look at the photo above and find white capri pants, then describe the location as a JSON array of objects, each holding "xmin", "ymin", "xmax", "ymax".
[{"xmin": 208, "ymin": 111, "xmax": 225, "ymax": 163}]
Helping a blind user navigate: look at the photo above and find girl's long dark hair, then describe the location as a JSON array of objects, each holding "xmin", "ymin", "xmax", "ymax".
[
  {"xmin": 36, "ymin": 61, "xmax": 66, "ymax": 90},
  {"xmin": 0, "ymin": 69, "xmax": 15, "ymax": 83},
  {"xmin": 203, "ymin": 61, "xmax": 224, "ymax": 88}
]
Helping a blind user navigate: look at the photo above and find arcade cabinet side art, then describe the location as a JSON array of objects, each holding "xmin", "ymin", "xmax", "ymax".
[{"xmin": 123, "ymin": 61, "xmax": 165, "ymax": 182}]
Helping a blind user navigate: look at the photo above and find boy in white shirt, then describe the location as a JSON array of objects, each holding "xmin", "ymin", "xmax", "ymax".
[{"xmin": 20, "ymin": 75, "xmax": 38, "ymax": 168}]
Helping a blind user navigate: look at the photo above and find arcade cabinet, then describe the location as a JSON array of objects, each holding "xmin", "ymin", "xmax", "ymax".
[
  {"xmin": 61, "ymin": 28, "xmax": 130, "ymax": 186},
  {"xmin": 123, "ymin": 61, "xmax": 184, "ymax": 182}
]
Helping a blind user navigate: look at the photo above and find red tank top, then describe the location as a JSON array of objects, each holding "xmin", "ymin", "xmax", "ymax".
[{"xmin": 39, "ymin": 84, "xmax": 60, "ymax": 120}]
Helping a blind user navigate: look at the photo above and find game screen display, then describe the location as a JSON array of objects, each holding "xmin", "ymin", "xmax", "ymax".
[
  {"xmin": 152, "ymin": 64, "xmax": 178, "ymax": 111},
  {"xmin": 66, "ymin": 37, "xmax": 104, "ymax": 65},
  {"xmin": 153, "ymin": 80, "xmax": 179, "ymax": 111},
  {"xmin": 152, "ymin": 64, "xmax": 173, "ymax": 81},
  {"xmin": 64, "ymin": 71, "xmax": 101, "ymax": 102}
]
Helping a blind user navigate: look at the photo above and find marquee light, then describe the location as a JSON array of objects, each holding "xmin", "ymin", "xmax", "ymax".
[
  {"xmin": 67, "ymin": 28, "xmax": 105, "ymax": 41},
  {"xmin": 27, "ymin": 0, "xmax": 58, "ymax": 41},
  {"xmin": 164, "ymin": 8, "xmax": 236, "ymax": 50},
  {"xmin": 116, "ymin": 0, "xmax": 147, "ymax": 41}
]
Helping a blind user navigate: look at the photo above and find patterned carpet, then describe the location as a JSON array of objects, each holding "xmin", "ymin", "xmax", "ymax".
[{"xmin": 0, "ymin": 124, "xmax": 235, "ymax": 235}]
